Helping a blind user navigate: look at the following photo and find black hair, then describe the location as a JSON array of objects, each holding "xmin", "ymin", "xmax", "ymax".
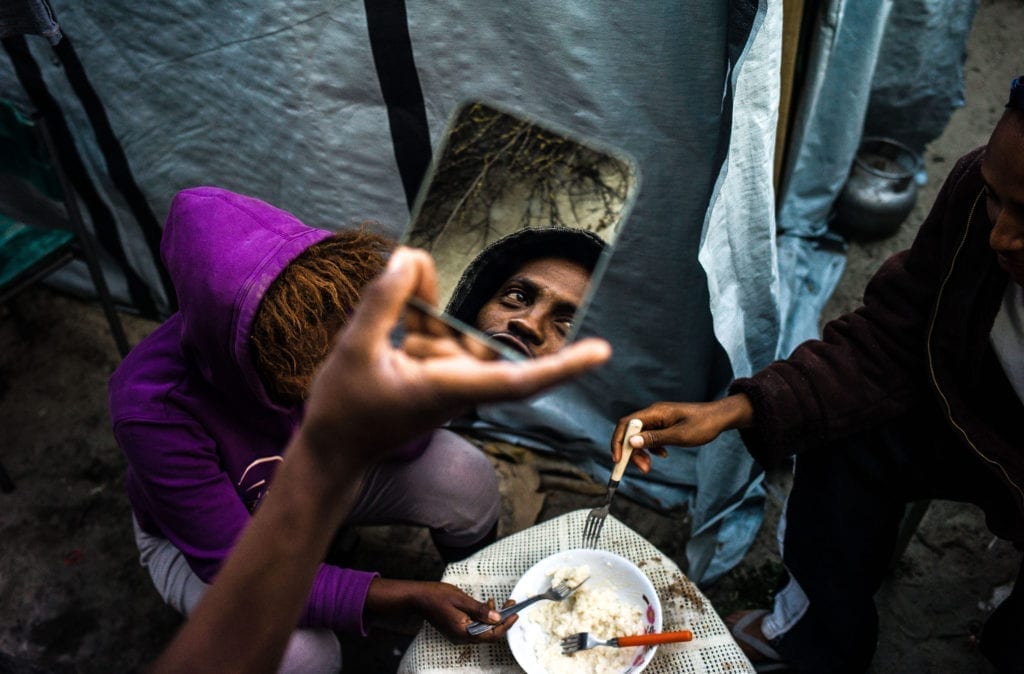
[
  {"xmin": 445, "ymin": 227, "xmax": 607, "ymax": 327},
  {"xmin": 1007, "ymin": 75, "xmax": 1024, "ymax": 113}
]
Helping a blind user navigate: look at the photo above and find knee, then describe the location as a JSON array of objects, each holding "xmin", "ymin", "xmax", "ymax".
[
  {"xmin": 426, "ymin": 431, "xmax": 498, "ymax": 503},
  {"xmin": 277, "ymin": 628, "xmax": 341, "ymax": 674},
  {"xmin": 421, "ymin": 432, "xmax": 499, "ymax": 541},
  {"xmin": 452, "ymin": 440, "xmax": 498, "ymax": 492}
]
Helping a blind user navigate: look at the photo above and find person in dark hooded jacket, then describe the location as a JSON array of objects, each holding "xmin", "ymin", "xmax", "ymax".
[{"xmin": 613, "ymin": 77, "xmax": 1024, "ymax": 672}]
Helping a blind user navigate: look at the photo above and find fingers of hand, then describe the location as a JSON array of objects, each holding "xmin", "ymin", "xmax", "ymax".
[
  {"xmin": 402, "ymin": 333, "xmax": 467, "ymax": 360},
  {"xmin": 495, "ymin": 613, "xmax": 517, "ymax": 634},
  {"xmin": 491, "ymin": 338, "xmax": 610, "ymax": 396},
  {"xmin": 424, "ymin": 337, "xmax": 610, "ymax": 405},
  {"xmin": 462, "ymin": 332, "xmax": 504, "ymax": 360},
  {"xmin": 405, "ymin": 301, "xmax": 454, "ymax": 338},
  {"xmin": 632, "ymin": 450, "xmax": 652, "ymax": 473},
  {"xmin": 346, "ymin": 247, "xmax": 430, "ymax": 350}
]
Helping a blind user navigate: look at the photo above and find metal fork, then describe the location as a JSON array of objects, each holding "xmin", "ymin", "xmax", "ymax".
[
  {"xmin": 466, "ymin": 576, "xmax": 589, "ymax": 635},
  {"xmin": 581, "ymin": 418, "xmax": 643, "ymax": 547},
  {"xmin": 560, "ymin": 629, "xmax": 694, "ymax": 655}
]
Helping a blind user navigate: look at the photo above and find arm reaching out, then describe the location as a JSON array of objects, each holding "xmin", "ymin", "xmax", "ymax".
[
  {"xmin": 611, "ymin": 394, "xmax": 754, "ymax": 473},
  {"xmin": 152, "ymin": 247, "xmax": 610, "ymax": 674}
]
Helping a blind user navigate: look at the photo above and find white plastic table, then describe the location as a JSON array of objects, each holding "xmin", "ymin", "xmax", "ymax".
[{"xmin": 398, "ymin": 509, "xmax": 755, "ymax": 673}]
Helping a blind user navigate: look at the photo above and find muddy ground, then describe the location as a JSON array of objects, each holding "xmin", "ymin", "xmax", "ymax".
[{"xmin": 1, "ymin": 1, "xmax": 1021, "ymax": 672}]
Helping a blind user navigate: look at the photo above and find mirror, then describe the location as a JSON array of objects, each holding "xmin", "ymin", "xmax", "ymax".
[{"xmin": 402, "ymin": 100, "xmax": 639, "ymax": 360}]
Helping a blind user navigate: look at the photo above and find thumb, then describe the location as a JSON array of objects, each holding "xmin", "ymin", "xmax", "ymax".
[
  {"xmin": 630, "ymin": 431, "xmax": 654, "ymax": 450},
  {"xmin": 470, "ymin": 599, "xmax": 502, "ymax": 624}
]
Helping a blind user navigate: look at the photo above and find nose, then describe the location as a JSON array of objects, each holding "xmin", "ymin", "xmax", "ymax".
[
  {"xmin": 990, "ymin": 209, "xmax": 1024, "ymax": 252},
  {"xmin": 507, "ymin": 310, "xmax": 544, "ymax": 345}
]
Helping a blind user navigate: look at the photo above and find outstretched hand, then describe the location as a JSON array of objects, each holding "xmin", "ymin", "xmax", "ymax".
[
  {"xmin": 610, "ymin": 395, "xmax": 754, "ymax": 473},
  {"xmin": 300, "ymin": 246, "xmax": 612, "ymax": 471}
]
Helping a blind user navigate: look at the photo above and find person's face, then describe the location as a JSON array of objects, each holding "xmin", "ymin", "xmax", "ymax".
[
  {"xmin": 982, "ymin": 110, "xmax": 1024, "ymax": 287},
  {"xmin": 474, "ymin": 257, "xmax": 590, "ymax": 358}
]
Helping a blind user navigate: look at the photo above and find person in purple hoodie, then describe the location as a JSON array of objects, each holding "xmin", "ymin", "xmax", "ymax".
[
  {"xmin": 109, "ymin": 187, "xmax": 508, "ymax": 672},
  {"xmin": 149, "ymin": 245, "xmax": 613, "ymax": 674}
]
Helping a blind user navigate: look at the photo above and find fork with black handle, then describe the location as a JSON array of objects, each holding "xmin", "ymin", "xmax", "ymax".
[
  {"xmin": 466, "ymin": 577, "xmax": 589, "ymax": 636},
  {"xmin": 561, "ymin": 629, "xmax": 694, "ymax": 655},
  {"xmin": 581, "ymin": 418, "xmax": 643, "ymax": 547}
]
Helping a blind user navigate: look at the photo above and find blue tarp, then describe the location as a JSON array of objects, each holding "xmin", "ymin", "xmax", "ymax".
[{"xmin": 0, "ymin": 0, "xmax": 976, "ymax": 583}]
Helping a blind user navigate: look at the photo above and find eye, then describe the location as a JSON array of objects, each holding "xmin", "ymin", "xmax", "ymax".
[
  {"xmin": 984, "ymin": 183, "xmax": 1002, "ymax": 206},
  {"xmin": 554, "ymin": 315, "xmax": 574, "ymax": 336},
  {"xmin": 499, "ymin": 286, "xmax": 529, "ymax": 307}
]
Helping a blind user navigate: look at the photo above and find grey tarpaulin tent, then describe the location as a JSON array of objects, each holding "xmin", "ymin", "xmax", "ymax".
[
  {"xmin": 0, "ymin": 0, "xmax": 975, "ymax": 583},
  {"xmin": 775, "ymin": 0, "xmax": 978, "ymax": 357}
]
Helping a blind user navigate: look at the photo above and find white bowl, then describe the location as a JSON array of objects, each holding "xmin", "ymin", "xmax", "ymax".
[{"xmin": 507, "ymin": 548, "xmax": 662, "ymax": 674}]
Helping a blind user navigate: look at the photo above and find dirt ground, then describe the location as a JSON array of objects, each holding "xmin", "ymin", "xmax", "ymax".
[{"xmin": 1, "ymin": 2, "xmax": 1022, "ymax": 672}]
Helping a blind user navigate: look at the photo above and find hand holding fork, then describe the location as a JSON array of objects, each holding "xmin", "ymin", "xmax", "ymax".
[
  {"xmin": 581, "ymin": 418, "xmax": 643, "ymax": 547},
  {"xmin": 465, "ymin": 577, "xmax": 589, "ymax": 636}
]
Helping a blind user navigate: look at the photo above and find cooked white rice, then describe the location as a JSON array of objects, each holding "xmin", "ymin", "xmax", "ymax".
[{"xmin": 525, "ymin": 565, "xmax": 644, "ymax": 674}]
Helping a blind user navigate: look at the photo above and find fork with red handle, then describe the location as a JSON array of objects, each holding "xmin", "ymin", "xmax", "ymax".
[{"xmin": 560, "ymin": 629, "xmax": 694, "ymax": 655}]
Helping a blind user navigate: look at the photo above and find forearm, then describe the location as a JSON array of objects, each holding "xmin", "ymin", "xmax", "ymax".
[{"xmin": 150, "ymin": 433, "xmax": 368, "ymax": 674}]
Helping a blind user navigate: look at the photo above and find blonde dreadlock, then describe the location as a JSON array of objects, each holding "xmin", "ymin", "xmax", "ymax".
[{"xmin": 251, "ymin": 226, "xmax": 395, "ymax": 405}]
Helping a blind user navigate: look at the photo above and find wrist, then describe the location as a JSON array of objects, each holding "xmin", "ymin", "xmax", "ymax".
[
  {"xmin": 365, "ymin": 578, "xmax": 423, "ymax": 626},
  {"xmin": 282, "ymin": 430, "xmax": 369, "ymax": 522},
  {"xmin": 718, "ymin": 393, "xmax": 754, "ymax": 430}
]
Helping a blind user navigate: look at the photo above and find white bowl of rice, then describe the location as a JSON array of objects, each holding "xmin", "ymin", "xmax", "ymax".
[{"xmin": 506, "ymin": 549, "xmax": 661, "ymax": 674}]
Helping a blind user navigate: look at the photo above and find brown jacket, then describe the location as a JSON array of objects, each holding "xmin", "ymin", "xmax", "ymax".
[{"xmin": 731, "ymin": 147, "xmax": 1024, "ymax": 522}]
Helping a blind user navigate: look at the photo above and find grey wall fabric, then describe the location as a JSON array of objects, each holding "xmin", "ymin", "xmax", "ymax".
[
  {"xmin": 0, "ymin": 1, "xmax": 786, "ymax": 583},
  {"xmin": 461, "ymin": 0, "xmax": 784, "ymax": 584},
  {"xmin": 774, "ymin": 0, "xmax": 892, "ymax": 355},
  {"xmin": 0, "ymin": 0, "xmax": 978, "ymax": 585},
  {"xmin": 774, "ymin": 0, "xmax": 977, "ymax": 357},
  {"xmin": 864, "ymin": 0, "xmax": 979, "ymax": 156},
  {"xmin": 777, "ymin": 0, "xmax": 894, "ymax": 242}
]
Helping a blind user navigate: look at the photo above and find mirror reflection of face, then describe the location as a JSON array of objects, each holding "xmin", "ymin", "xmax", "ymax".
[{"xmin": 474, "ymin": 257, "xmax": 590, "ymax": 358}]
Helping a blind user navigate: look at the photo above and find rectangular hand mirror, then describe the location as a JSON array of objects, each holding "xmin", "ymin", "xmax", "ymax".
[{"xmin": 401, "ymin": 100, "xmax": 639, "ymax": 361}]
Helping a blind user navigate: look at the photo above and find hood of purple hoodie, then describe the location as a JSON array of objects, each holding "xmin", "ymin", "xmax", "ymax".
[{"xmin": 162, "ymin": 187, "xmax": 332, "ymax": 409}]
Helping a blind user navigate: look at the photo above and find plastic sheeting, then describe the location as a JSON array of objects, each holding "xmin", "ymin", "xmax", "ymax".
[
  {"xmin": 1, "ymin": 1, "xmax": 786, "ymax": 584},
  {"xmin": 864, "ymin": 0, "xmax": 979, "ymax": 157},
  {"xmin": 775, "ymin": 0, "xmax": 976, "ymax": 355},
  {"xmin": 1, "ymin": 0, "xmax": 980, "ymax": 585},
  {"xmin": 450, "ymin": 0, "xmax": 785, "ymax": 584}
]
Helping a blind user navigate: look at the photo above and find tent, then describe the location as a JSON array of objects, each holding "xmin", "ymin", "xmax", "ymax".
[{"xmin": 0, "ymin": 0, "xmax": 975, "ymax": 584}]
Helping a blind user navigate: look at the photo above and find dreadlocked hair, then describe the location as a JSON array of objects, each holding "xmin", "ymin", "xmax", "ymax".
[{"xmin": 251, "ymin": 226, "xmax": 395, "ymax": 405}]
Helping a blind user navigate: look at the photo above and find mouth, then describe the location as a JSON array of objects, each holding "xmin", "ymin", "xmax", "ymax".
[
  {"xmin": 996, "ymin": 254, "xmax": 1024, "ymax": 285},
  {"xmin": 488, "ymin": 333, "xmax": 534, "ymax": 359},
  {"xmin": 997, "ymin": 253, "xmax": 1021, "ymax": 272}
]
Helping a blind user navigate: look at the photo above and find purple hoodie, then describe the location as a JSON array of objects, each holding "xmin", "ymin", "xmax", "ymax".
[{"xmin": 109, "ymin": 187, "xmax": 377, "ymax": 634}]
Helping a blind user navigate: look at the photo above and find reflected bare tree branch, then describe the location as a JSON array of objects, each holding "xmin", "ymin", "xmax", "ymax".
[{"xmin": 407, "ymin": 102, "xmax": 633, "ymax": 252}]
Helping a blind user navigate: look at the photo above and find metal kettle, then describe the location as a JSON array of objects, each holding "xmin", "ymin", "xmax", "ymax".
[{"xmin": 831, "ymin": 137, "xmax": 922, "ymax": 240}]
